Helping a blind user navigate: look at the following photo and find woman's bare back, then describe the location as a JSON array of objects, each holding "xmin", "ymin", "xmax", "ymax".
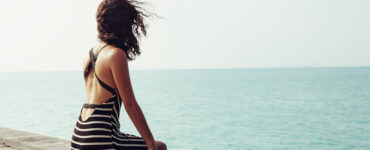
[{"xmin": 81, "ymin": 42, "xmax": 117, "ymax": 121}]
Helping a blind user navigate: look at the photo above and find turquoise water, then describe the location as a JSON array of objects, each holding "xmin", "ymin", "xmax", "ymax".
[{"xmin": 0, "ymin": 67, "xmax": 369, "ymax": 149}]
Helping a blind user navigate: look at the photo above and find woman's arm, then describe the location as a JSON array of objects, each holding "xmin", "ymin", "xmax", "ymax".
[{"xmin": 109, "ymin": 48, "xmax": 156, "ymax": 149}]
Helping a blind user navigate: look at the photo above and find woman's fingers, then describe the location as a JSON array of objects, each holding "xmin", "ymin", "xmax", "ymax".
[{"xmin": 155, "ymin": 141, "xmax": 167, "ymax": 150}]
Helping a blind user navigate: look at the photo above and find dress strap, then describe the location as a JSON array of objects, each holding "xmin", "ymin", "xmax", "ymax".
[
  {"xmin": 88, "ymin": 44, "xmax": 116, "ymax": 94},
  {"xmin": 82, "ymin": 103, "xmax": 98, "ymax": 108},
  {"xmin": 89, "ymin": 49, "xmax": 96, "ymax": 68},
  {"xmin": 95, "ymin": 72, "xmax": 116, "ymax": 93},
  {"xmin": 89, "ymin": 44, "xmax": 109, "ymax": 67}
]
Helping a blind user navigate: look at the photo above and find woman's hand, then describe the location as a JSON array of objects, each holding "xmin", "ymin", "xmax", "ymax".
[
  {"xmin": 148, "ymin": 143, "xmax": 158, "ymax": 150},
  {"xmin": 149, "ymin": 141, "xmax": 167, "ymax": 150}
]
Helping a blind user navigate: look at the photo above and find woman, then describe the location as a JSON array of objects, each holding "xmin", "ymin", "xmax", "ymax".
[{"xmin": 70, "ymin": 0, "xmax": 166, "ymax": 149}]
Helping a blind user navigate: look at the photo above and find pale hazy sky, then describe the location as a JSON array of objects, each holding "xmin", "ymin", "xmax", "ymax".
[{"xmin": 0, "ymin": 0, "xmax": 369, "ymax": 71}]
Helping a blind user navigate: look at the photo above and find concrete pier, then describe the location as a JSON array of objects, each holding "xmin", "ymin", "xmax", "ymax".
[{"xmin": 0, "ymin": 127, "xmax": 70, "ymax": 150}]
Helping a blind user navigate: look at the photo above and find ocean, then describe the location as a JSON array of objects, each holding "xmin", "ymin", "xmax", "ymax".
[{"xmin": 0, "ymin": 67, "xmax": 369, "ymax": 149}]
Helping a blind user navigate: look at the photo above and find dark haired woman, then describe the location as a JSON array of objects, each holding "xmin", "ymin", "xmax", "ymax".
[{"xmin": 70, "ymin": 0, "xmax": 166, "ymax": 149}]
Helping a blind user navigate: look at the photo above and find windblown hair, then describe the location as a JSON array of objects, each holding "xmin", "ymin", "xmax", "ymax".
[
  {"xmin": 84, "ymin": 0, "xmax": 151, "ymax": 79},
  {"xmin": 96, "ymin": 0, "xmax": 150, "ymax": 60}
]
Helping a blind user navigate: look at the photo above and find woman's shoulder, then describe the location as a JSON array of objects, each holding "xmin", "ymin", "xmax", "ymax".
[
  {"xmin": 104, "ymin": 45, "xmax": 130, "ymax": 79},
  {"xmin": 103, "ymin": 45, "xmax": 127, "ymax": 63},
  {"xmin": 98, "ymin": 44, "xmax": 129, "ymax": 71}
]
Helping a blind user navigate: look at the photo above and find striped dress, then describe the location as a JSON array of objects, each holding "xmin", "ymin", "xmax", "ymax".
[{"xmin": 71, "ymin": 46, "xmax": 148, "ymax": 150}]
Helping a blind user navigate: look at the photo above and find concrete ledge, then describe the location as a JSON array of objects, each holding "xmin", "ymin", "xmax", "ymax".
[{"xmin": 0, "ymin": 127, "xmax": 70, "ymax": 150}]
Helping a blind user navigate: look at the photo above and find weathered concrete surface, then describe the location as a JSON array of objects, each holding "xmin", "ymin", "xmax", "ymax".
[
  {"xmin": 0, "ymin": 127, "xmax": 70, "ymax": 150},
  {"xmin": 0, "ymin": 143, "xmax": 18, "ymax": 150}
]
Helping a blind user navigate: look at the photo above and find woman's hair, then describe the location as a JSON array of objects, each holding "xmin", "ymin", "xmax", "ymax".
[
  {"xmin": 96, "ymin": 0, "xmax": 150, "ymax": 60},
  {"xmin": 84, "ymin": 0, "xmax": 151, "ymax": 79}
]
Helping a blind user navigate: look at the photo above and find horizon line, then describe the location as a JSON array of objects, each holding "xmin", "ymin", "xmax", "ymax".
[{"xmin": 0, "ymin": 65, "xmax": 369, "ymax": 72}]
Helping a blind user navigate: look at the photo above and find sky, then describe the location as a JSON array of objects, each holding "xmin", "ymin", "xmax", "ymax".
[{"xmin": 0, "ymin": 0, "xmax": 369, "ymax": 71}]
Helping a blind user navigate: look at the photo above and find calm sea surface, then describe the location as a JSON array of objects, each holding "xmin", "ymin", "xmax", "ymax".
[{"xmin": 0, "ymin": 67, "xmax": 369, "ymax": 149}]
